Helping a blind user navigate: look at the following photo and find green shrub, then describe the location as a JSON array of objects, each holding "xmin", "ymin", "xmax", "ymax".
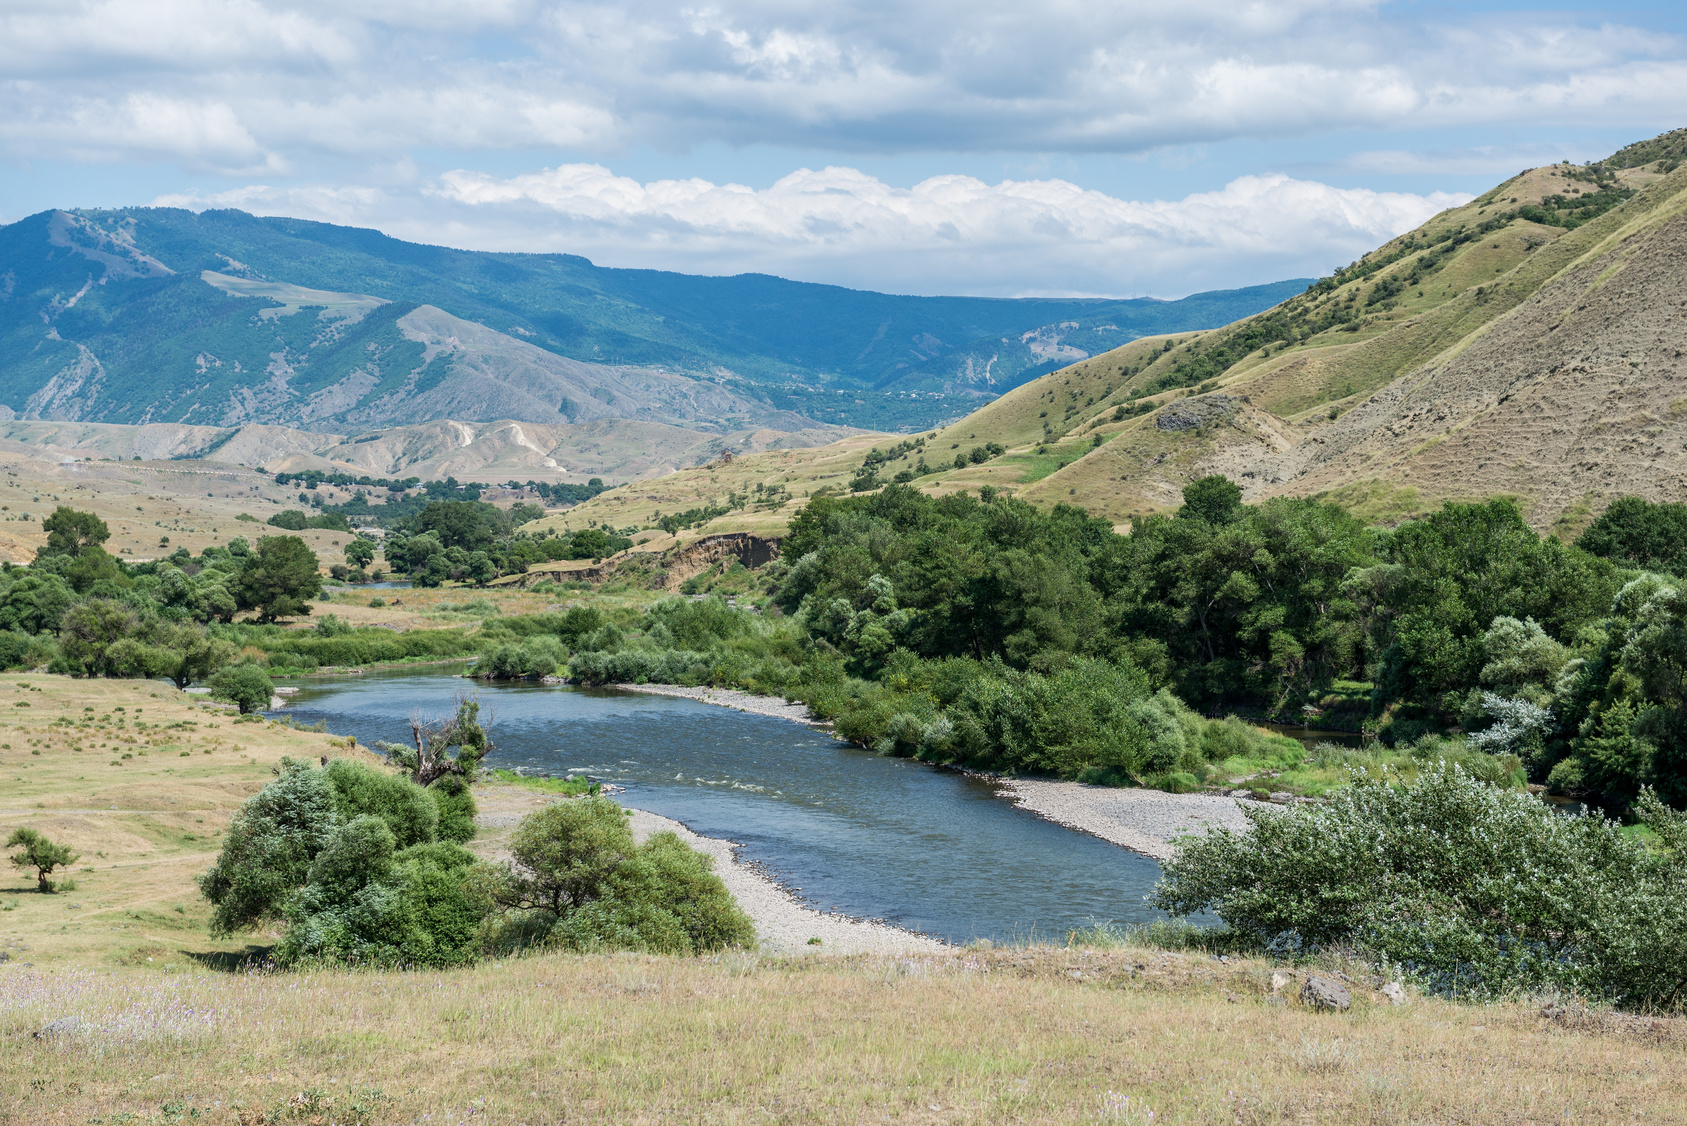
[
  {"xmin": 429, "ymin": 775, "xmax": 477, "ymax": 844},
  {"xmin": 550, "ymin": 831, "xmax": 755, "ymax": 955},
  {"xmin": 323, "ymin": 758, "xmax": 440, "ymax": 847},
  {"xmin": 274, "ymin": 820, "xmax": 490, "ymax": 968},
  {"xmin": 1152, "ymin": 762, "xmax": 1687, "ymax": 1007},
  {"xmin": 497, "ymin": 797, "xmax": 753, "ymax": 955},
  {"xmin": 208, "ymin": 664, "xmax": 274, "ymax": 714},
  {"xmin": 475, "ymin": 636, "xmax": 567, "ymax": 679},
  {"xmin": 200, "ymin": 760, "xmax": 340, "ymax": 934}
]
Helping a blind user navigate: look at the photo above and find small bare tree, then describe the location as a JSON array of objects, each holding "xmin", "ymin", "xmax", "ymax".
[{"xmin": 381, "ymin": 696, "xmax": 491, "ymax": 786}]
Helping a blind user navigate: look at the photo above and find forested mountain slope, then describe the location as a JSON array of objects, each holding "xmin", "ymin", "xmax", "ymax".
[{"xmin": 0, "ymin": 207, "xmax": 1300, "ymax": 434}]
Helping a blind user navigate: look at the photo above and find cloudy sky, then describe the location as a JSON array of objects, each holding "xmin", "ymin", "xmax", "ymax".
[{"xmin": 2, "ymin": 0, "xmax": 1683, "ymax": 297}]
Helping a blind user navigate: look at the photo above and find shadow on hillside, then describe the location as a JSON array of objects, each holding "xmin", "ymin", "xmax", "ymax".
[{"xmin": 184, "ymin": 946, "xmax": 276, "ymax": 973}]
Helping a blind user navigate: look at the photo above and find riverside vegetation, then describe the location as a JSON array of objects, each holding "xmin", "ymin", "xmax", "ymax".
[{"xmin": 10, "ymin": 481, "xmax": 1687, "ymax": 1007}]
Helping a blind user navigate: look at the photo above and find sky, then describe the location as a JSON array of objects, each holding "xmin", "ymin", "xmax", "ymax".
[{"xmin": 1, "ymin": 0, "xmax": 1684, "ymax": 298}]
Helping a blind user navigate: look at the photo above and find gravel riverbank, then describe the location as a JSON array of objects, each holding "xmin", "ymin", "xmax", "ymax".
[
  {"xmin": 612, "ymin": 683, "xmax": 828, "ymax": 727},
  {"xmin": 995, "ymin": 779, "xmax": 1252, "ymax": 860}
]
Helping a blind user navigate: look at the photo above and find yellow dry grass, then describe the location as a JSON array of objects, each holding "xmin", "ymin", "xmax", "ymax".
[
  {"xmin": 0, "ymin": 675, "xmax": 377, "ymax": 969},
  {"xmin": 0, "ymin": 445, "xmax": 364, "ymax": 566},
  {"xmin": 5, "ymin": 944, "xmax": 1686, "ymax": 1124}
]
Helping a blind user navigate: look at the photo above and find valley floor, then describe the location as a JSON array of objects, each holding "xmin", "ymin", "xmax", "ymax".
[{"xmin": 3, "ymin": 676, "xmax": 1685, "ymax": 1123}]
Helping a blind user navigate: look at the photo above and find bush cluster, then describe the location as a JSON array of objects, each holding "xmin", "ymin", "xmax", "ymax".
[
  {"xmin": 198, "ymin": 757, "xmax": 749, "ymax": 967},
  {"xmin": 1154, "ymin": 763, "xmax": 1687, "ymax": 1008}
]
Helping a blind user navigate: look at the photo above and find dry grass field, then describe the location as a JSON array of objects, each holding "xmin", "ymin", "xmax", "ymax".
[{"xmin": 1, "ymin": 675, "xmax": 1684, "ymax": 1124}]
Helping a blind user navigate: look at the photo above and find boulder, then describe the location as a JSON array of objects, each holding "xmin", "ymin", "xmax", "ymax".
[
  {"xmin": 1381, "ymin": 981, "xmax": 1409, "ymax": 1005},
  {"xmin": 1300, "ymin": 975, "xmax": 1351, "ymax": 1012},
  {"xmin": 33, "ymin": 1016, "xmax": 81, "ymax": 1039}
]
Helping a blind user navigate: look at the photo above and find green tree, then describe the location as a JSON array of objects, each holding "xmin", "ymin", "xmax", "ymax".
[
  {"xmin": 0, "ymin": 572, "xmax": 74, "ymax": 634},
  {"xmin": 1575, "ymin": 496, "xmax": 1687, "ymax": 575},
  {"xmin": 199, "ymin": 759, "xmax": 340, "ymax": 934},
  {"xmin": 37, "ymin": 506, "xmax": 109, "ymax": 559},
  {"xmin": 1363, "ymin": 500, "xmax": 1617, "ymax": 721},
  {"xmin": 1177, "ymin": 475, "xmax": 1243, "ymax": 525},
  {"xmin": 208, "ymin": 664, "xmax": 274, "ymax": 714},
  {"xmin": 6, "ymin": 827, "xmax": 79, "ymax": 892},
  {"xmin": 152, "ymin": 620, "xmax": 237, "ymax": 689},
  {"xmin": 57, "ymin": 598, "xmax": 140, "ymax": 677},
  {"xmin": 345, "ymin": 538, "xmax": 376, "ymax": 568},
  {"xmin": 497, "ymin": 795, "xmax": 635, "ymax": 915},
  {"xmin": 267, "ymin": 510, "xmax": 309, "ymax": 531},
  {"xmin": 412, "ymin": 500, "xmax": 506, "ymax": 551},
  {"xmin": 232, "ymin": 535, "xmax": 322, "ymax": 622}
]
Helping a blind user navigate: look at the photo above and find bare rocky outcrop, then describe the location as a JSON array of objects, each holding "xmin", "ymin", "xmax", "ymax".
[{"xmin": 659, "ymin": 533, "xmax": 781, "ymax": 590}]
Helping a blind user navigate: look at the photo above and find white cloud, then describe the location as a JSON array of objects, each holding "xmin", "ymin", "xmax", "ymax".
[
  {"xmin": 155, "ymin": 164, "xmax": 1466, "ymax": 297},
  {"xmin": 0, "ymin": 1, "xmax": 1680, "ymax": 169}
]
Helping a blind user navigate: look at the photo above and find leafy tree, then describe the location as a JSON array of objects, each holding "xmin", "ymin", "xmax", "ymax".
[
  {"xmin": 1176, "ymin": 475, "xmax": 1243, "ymax": 525},
  {"xmin": 57, "ymin": 598, "xmax": 140, "ymax": 677},
  {"xmin": 208, "ymin": 664, "xmax": 274, "ymax": 714},
  {"xmin": 497, "ymin": 796, "xmax": 635, "ymax": 915},
  {"xmin": 199, "ymin": 759, "xmax": 341, "ymax": 933},
  {"xmin": 231, "ymin": 535, "xmax": 322, "ymax": 622},
  {"xmin": 38, "ymin": 506, "xmax": 109, "ymax": 559},
  {"xmin": 411, "ymin": 500, "xmax": 507, "ymax": 551},
  {"xmin": 1575, "ymin": 496, "xmax": 1687, "ymax": 575},
  {"xmin": 1362, "ymin": 500, "xmax": 1617, "ymax": 721},
  {"xmin": 344, "ymin": 538, "xmax": 376, "ymax": 568},
  {"xmin": 267, "ymin": 510, "xmax": 309, "ymax": 531},
  {"xmin": 6, "ymin": 827, "xmax": 79, "ymax": 892},
  {"xmin": 148, "ymin": 620, "xmax": 237, "ymax": 689},
  {"xmin": 0, "ymin": 572, "xmax": 74, "ymax": 634}
]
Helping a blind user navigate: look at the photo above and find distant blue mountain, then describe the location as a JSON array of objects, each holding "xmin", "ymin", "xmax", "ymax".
[{"xmin": 0, "ymin": 207, "xmax": 1307, "ymax": 433}]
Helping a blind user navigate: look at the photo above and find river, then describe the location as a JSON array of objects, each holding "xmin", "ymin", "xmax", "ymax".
[{"xmin": 278, "ymin": 670, "xmax": 1173, "ymax": 945}]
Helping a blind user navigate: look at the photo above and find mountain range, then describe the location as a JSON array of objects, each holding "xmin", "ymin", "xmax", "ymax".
[
  {"xmin": 0, "ymin": 206, "xmax": 1301, "ymax": 439},
  {"xmin": 535, "ymin": 127, "xmax": 1687, "ymax": 539}
]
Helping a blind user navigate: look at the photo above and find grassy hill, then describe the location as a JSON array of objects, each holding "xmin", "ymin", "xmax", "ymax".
[
  {"xmin": 0, "ymin": 207, "xmax": 1301, "ymax": 435},
  {"xmin": 559, "ymin": 129, "xmax": 1687, "ymax": 540}
]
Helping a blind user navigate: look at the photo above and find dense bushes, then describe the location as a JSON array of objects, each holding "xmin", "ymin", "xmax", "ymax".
[
  {"xmin": 494, "ymin": 796, "xmax": 754, "ymax": 956},
  {"xmin": 1153, "ymin": 763, "xmax": 1687, "ymax": 1007},
  {"xmin": 199, "ymin": 759, "xmax": 752, "ymax": 966}
]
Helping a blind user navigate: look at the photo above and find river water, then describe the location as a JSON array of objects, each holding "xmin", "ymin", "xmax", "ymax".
[{"xmin": 278, "ymin": 671, "xmax": 1172, "ymax": 945}]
